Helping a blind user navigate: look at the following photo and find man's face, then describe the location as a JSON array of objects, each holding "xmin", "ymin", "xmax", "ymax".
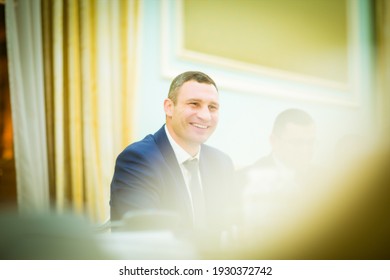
[
  {"xmin": 271, "ymin": 122, "xmax": 317, "ymax": 170},
  {"xmin": 164, "ymin": 80, "xmax": 219, "ymax": 154}
]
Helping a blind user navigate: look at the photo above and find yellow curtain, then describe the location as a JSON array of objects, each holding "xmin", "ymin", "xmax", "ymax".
[
  {"xmin": 374, "ymin": 0, "xmax": 390, "ymax": 140},
  {"xmin": 42, "ymin": 0, "xmax": 139, "ymax": 223},
  {"xmin": 6, "ymin": 0, "xmax": 50, "ymax": 213}
]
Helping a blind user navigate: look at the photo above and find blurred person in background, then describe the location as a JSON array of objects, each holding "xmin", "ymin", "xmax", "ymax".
[
  {"xmin": 236, "ymin": 108, "xmax": 318, "ymax": 241},
  {"xmin": 238, "ymin": 108, "xmax": 317, "ymax": 190}
]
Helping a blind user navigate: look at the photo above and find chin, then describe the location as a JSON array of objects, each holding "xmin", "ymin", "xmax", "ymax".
[{"xmin": 191, "ymin": 136, "xmax": 209, "ymax": 145}]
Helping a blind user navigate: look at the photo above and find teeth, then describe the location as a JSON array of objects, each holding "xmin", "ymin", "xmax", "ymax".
[{"xmin": 192, "ymin": 123, "xmax": 208, "ymax": 129}]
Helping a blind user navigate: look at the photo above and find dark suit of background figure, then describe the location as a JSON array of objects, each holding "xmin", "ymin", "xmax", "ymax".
[
  {"xmin": 236, "ymin": 155, "xmax": 274, "ymax": 188},
  {"xmin": 237, "ymin": 155, "xmax": 314, "ymax": 185},
  {"xmin": 110, "ymin": 125, "xmax": 237, "ymax": 232}
]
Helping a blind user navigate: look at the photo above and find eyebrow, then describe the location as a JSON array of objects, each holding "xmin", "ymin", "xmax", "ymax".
[{"xmin": 186, "ymin": 98, "xmax": 219, "ymax": 106}]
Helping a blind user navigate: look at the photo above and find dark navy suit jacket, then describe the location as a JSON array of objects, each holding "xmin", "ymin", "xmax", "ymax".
[{"xmin": 110, "ymin": 125, "xmax": 237, "ymax": 231}]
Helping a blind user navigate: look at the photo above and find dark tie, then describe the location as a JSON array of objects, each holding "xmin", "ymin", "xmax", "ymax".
[{"xmin": 184, "ymin": 159, "xmax": 206, "ymax": 229}]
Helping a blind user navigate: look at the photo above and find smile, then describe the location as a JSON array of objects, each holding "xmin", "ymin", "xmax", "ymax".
[{"xmin": 191, "ymin": 123, "xmax": 208, "ymax": 129}]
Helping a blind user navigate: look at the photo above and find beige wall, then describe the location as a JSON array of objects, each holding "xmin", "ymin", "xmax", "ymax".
[{"xmin": 183, "ymin": 0, "xmax": 348, "ymax": 84}]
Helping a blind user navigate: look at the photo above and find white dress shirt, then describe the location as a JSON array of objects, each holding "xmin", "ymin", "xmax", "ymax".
[{"xmin": 164, "ymin": 125, "xmax": 203, "ymax": 218}]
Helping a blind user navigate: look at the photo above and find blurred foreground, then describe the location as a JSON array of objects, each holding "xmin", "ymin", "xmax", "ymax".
[{"xmin": 0, "ymin": 140, "xmax": 389, "ymax": 260}]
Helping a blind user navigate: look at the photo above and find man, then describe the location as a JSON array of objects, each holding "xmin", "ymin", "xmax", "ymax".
[
  {"xmin": 110, "ymin": 71, "xmax": 236, "ymax": 234},
  {"xmin": 238, "ymin": 108, "xmax": 317, "ymax": 191},
  {"xmin": 237, "ymin": 109, "xmax": 317, "ymax": 240}
]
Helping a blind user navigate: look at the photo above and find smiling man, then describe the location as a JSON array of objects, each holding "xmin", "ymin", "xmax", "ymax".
[{"xmin": 110, "ymin": 71, "xmax": 237, "ymax": 236}]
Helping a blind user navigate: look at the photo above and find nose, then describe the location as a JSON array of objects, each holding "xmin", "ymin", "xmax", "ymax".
[{"xmin": 197, "ymin": 105, "xmax": 212, "ymax": 121}]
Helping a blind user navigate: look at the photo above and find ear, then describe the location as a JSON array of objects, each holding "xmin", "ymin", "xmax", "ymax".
[{"xmin": 164, "ymin": 98, "xmax": 174, "ymax": 117}]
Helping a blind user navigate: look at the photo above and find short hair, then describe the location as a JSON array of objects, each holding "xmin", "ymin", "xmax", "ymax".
[
  {"xmin": 168, "ymin": 71, "xmax": 218, "ymax": 104},
  {"xmin": 272, "ymin": 108, "xmax": 314, "ymax": 136}
]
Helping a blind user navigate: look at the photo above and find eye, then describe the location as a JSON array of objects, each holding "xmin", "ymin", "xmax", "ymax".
[
  {"xmin": 188, "ymin": 102, "xmax": 199, "ymax": 107},
  {"xmin": 209, "ymin": 105, "xmax": 219, "ymax": 111}
]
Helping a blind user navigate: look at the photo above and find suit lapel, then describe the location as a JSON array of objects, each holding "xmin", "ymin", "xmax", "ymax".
[{"xmin": 153, "ymin": 126, "xmax": 193, "ymax": 219}]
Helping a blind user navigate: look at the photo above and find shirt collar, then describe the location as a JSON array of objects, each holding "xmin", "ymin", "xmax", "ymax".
[{"xmin": 164, "ymin": 124, "xmax": 200, "ymax": 165}]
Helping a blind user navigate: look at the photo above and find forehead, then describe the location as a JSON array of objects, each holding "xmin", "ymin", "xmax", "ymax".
[
  {"xmin": 177, "ymin": 80, "xmax": 219, "ymax": 102},
  {"xmin": 282, "ymin": 122, "xmax": 316, "ymax": 138}
]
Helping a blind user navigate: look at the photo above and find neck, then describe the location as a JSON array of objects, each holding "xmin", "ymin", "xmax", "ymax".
[
  {"xmin": 166, "ymin": 124, "xmax": 200, "ymax": 157},
  {"xmin": 184, "ymin": 145, "xmax": 200, "ymax": 157}
]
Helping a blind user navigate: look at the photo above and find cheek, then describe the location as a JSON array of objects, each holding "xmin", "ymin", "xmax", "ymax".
[
  {"xmin": 179, "ymin": 108, "xmax": 193, "ymax": 118},
  {"xmin": 173, "ymin": 109, "xmax": 187, "ymax": 121},
  {"xmin": 212, "ymin": 112, "xmax": 219, "ymax": 122}
]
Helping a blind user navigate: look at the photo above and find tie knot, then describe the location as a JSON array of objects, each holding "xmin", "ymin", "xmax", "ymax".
[{"xmin": 184, "ymin": 158, "xmax": 199, "ymax": 173}]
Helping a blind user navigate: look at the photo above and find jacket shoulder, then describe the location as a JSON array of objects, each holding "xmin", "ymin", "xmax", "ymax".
[
  {"xmin": 119, "ymin": 134, "xmax": 158, "ymax": 157},
  {"xmin": 201, "ymin": 144, "xmax": 233, "ymax": 162}
]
